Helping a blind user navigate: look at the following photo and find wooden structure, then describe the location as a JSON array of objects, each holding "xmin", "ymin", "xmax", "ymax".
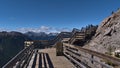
[
  {"xmin": 2, "ymin": 44, "xmax": 34, "ymax": 68},
  {"xmin": 69, "ymin": 32, "xmax": 86, "ymax": 44},
  {"xmin": 56, "ymin": 42, "xmax": 63, "ymax": 56},
  {"xmin": 3, "ymin": 25, "xmax": 120, "ymax": 68},
  {"xmin": 68, "ymin": 25, "xmax": 97, "ymax": 45},
  {"xmin": 63, "ymin": 43, "xmax": 120, "ymax": 68},
  {"xmin": 3, "ymin": 43, "xmax": 120, "ymax": 68},
  {"xmin": 50, "ymin": 32, "xmax": 72, "ymax": 45}
]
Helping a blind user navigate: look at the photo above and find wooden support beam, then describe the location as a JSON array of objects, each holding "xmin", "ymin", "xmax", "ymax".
[{"xmin": 56, "ymin": 42, "xmax": 63, "ymax": 56}]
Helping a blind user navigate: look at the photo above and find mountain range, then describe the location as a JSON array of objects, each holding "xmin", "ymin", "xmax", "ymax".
[{"xmin": 24, "ymin": 31, "xmax": 58, "ymax": 40}]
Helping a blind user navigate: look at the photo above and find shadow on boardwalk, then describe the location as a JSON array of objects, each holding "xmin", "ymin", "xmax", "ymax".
[{"xmin": 32, "ymin": 50, "xmax": 54, "ymax": 68}]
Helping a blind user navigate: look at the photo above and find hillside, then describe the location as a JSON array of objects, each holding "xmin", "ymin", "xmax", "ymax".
[
  {"xmin": 0, "ymin": 31, "xmax": 31, "ymax": 67},
  {"xmin": 84, "ymin": 9, "xmax": 120, "ymax": 54}
]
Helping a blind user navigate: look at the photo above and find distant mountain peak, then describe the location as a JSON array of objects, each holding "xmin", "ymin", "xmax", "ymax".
[{"xmin": 24, "ymin": 31, "xmax": 58, "ymax": 40}]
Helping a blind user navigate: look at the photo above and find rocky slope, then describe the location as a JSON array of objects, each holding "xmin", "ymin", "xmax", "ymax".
[{"xmin": 84, "ymin": 9, "xmax": 120, "ymax": 53}]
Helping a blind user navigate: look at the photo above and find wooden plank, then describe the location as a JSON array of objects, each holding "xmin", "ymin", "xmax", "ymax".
[
  {"xmin": 24, "ymin": 51, "xmax": 34, "ymax": 68},
  {"xmin": 63, "ymin": 43, "xmax": 120, "ymax": 65},
  {"xmin": 35, "ymin": 54, "xmax": 39, "ymax": 68},
  {"xmin": 64, "ymin": 52, "xmax": 87, "ymax": 68},
  {"xmin": 41, "ymin": 53, "xmax": 45, "ymax": 68},
  {"xmin": 44, "ymin": 53, "xmax": 49, "ymax": 68},
  {"xmin": 65, "ymin": 48, "xmax": 113, "ymax": 68},
  {"xmin": 2, "ymin": 45, "xmax": 34, "ymax": 68},
  {"xmin": 27, "ymin": 53, "xmax": 36, "ymax": 68},
  {"xmin": 39, "ymin": 48, "xmax": 75, "ymax": 68}
]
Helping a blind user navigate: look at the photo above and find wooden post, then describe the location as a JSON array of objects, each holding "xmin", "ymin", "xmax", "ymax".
[{"xmin": 56, "ymin": 42, "xmax": 63, "ymax": 56}]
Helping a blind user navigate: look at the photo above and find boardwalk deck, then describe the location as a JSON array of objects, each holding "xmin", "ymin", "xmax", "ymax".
[{"xmin": 38, "ymin": 48, "xmax": 75, "ymax": 68}]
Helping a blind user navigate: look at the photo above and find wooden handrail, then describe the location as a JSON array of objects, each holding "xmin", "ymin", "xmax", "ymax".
[
  {"xmin": 2, "ymin": 45, "xmax": 34, "ymax": 68},
  {"xmin": 63, "ymin": 43, "xmax": 120, "ymax": 65}
]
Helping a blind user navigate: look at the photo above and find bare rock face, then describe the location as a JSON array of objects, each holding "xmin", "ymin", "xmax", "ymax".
[{"xmin": 84, "ymin": 9, "xmax": 120, "ymax": 53}]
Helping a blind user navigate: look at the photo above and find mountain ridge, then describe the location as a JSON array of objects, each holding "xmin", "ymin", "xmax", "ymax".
[
  {"xmin": 24, "ymin": 31, "xmax": 58, "ymax": 40},
  {"xmin": 0, "ymin": 31, "xmax": 31, "ymax": 67}
]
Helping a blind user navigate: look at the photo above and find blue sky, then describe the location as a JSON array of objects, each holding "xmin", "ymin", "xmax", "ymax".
[{"xmin": 0, "ymin": 0, "xmax": 120, "ymax": 33}]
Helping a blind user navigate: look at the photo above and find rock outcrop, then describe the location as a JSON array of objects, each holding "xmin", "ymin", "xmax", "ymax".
[{"xmin": 84, "ymin": 9, "xmax": 120, "ymax": 53}]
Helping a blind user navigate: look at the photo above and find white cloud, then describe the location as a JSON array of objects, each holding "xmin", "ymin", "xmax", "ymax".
[
  {"xmin": 0, "ymin": 28, "xmax": 10, "ymax": 32},
  {"xmin": 17, "ymin": 26, "xmax": 71, "ymax": 33},
  {"xmin": 0, "ymin": 26, "xmax": 71, "ymax": 33},
  {"xmin": 57, "ymin": 28, "xmax": 71, "ymax": 32}
]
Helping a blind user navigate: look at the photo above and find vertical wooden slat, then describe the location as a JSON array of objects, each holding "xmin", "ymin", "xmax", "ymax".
[
  {"xmin": 35, "ymin": 54, "xmax": 39, "ymax": 68},
  {"xmin": 45, "ymin": 53, "xmax": 49, "ymax": 68},
  {"xmin": 27, "ymin": 53, "xmax": 36, "ymax": 68},
  {"xmin": 41, "ymin": 53, "xmax": 45, "ymax": 68}
]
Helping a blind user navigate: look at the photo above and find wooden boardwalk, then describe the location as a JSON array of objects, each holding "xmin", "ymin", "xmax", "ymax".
[
  {"xmin": 3, "ymin": 44, "xmax": 120, "ymax": 68},
  {"xmin": 28, "ymin": 48, "xmax": 75, "ymax": 68}
]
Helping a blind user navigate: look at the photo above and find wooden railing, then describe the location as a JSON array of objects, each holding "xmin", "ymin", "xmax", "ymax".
[
  {"xmin": 63, "ymin": 43, "xmax": 120, "ymax": 68},
  {"xmin": 50, "ymin": 32, "xmax": 72, "ymax": 45},
  {"xmin": 3, "ymin": 42, "xmax": 120, "ymax": 68},
  {"xmin": 2, "ymin": 45, "xmax": 34, "ymax": 68},
  {"xmin": 69, "ymin": 32, "xmax": 85, "ymax": 44}
]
